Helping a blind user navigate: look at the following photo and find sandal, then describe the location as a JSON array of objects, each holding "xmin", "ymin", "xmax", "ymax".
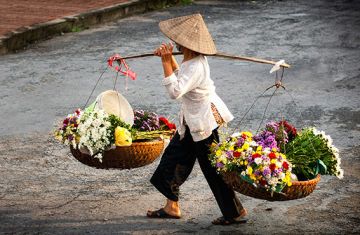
[
  {"xmin": 212, "ymin": 216, "xmax": 247, "ymax": 226},
  {"xmin": 147, "ymin": 208, "xmax": 181, "ymax": 219}
]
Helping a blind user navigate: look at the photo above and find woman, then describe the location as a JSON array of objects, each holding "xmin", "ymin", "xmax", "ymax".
[{"xmin": 146, "ymin": 13, "xmax": 247, "ymax": 225}]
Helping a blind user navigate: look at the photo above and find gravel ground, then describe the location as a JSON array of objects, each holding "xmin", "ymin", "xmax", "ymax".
[{"xmin": 0, "ymin": 0, "xmax": 359, "ymax": 234}]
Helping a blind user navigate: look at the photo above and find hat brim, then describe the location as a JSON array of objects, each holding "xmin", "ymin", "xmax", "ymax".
[{"xmin": 96, "ymin": 90, "xmax": 134, "ymax": 126}]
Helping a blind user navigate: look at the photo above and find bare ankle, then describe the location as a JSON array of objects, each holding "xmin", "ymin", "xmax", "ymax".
[
  {"xmin": 164, "ymin": 200, "xmax": 181, "ymax": 216},
  {"xmin": 239, "ymin": 208, "xmax": 247, "ymax": 217}
]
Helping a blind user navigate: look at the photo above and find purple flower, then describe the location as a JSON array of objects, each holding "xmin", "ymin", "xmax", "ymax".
[
  {"xmin": 236, "ymin": 138, "xmax": 244, "ymax": 147},
  {"xmin": 261, "ymin": 155, "xmax": 269, "ymax": 161},
  {"xmin": 226, "ymin": 151, "xmax": 233, "ymax": 159},
  {"xmin": 254, "ymin": 130, "xmax": 278, "ymax": 149},
  {"xmin": 254, "ymin": 170, "xmax": 261, "ymax": 176},
  {"xmin": 263, "ymin": 167, "xmax": 271, "ymax": 176},
  {"xmin": 133, "ymin": 109, "xmax": 160, "ymax": 131},
  {"xmin": 216, "ymin": 162, "xmax": 224, "ymax": 168}
]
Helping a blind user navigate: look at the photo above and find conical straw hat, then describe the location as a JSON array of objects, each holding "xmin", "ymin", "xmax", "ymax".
[
  {"xmin": 159, "ymin": 13, "xmax": 217, "ymax": 55},
  {"xmin": 95, "ymin": 90, "xmax": 134, "ymax": 126}
]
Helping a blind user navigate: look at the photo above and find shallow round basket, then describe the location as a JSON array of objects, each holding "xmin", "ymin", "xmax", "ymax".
[
  {"xmin": 222, "ymin": 171, "xmax": 321, "ymax": 201},
  {"xmin": 70, "ymin": 140, "xmax": 164, "ymax": 169}
]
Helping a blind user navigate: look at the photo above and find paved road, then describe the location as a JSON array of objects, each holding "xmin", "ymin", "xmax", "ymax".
[{"xmin": 0, "ymin": 0, "xmax": 359, "ymax": 234}]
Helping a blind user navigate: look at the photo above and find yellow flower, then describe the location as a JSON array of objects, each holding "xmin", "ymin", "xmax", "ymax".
[
  {"xmin": 219, "ymin": 156, "xmax": 228, "ymax": 164},
  {"xmin": 243, "ymin": 142, "xmax": 250, "ymax": 150},
  {"xmin": 287, "ymin": 181, "xmax": 292, "ymax": 187},
  {"xmin": 256, "ymin": 146, "xmax": 262, "ymax": 152},
  {"xmin": 240, "ymin": 161, "xmax": 244, "ymax": 165},
  {"xmin": 242, "ymin": 131, "xmax": 253, "ymax": 138},
  {"xmin": 229, "ymin": 145, "xmax": 234, "ymax": 151},
  {"xmin": 250, "ymin": 174, "xmax": 257, "ymax": 181},
  {"xmin": 244, "ymin": 160, "xmax": 248, "ymax": 165},
  {"xmin": 270, "ymin": 159, "xmax": 277, "ymax": 164},
  {"xmin": 247, "ymin": 166, "xmax": 253, "ymax": 175},
  {"xmin": 114, "ymin": 126, "xmax": 132, "ymax": 146},
  {"xmin": 216, "ymin": 150, "xmax": 222, "ymax": 157},
  {"xmin": 280, "ymin": 153, "xmax": 287, "ymax": 159}
]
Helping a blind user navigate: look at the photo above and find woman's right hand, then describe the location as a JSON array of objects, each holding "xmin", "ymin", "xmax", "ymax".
[
  {"xmin": 154, "ymin": 43, "xmax": 174, "ymax": 77},
  {"xmin": 154, "ymin": 43, "xmax": 173, "ymax": 60},
  {"xmin": 154, "ymin": 46, "xmax": 162, "ymax": 57}
]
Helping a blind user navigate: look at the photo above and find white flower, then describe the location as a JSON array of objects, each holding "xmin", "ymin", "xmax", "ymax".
[
  {"xmin": 231, "ymin": 132, "xmax": 241, "ymax": 138},
  {"xmin": 95, "ymin": 154, "xmax": 103, "ymax": 162},
  {"xmin": 337, "ymin": 169, "xmax": 344, "ymax": 179},
  {"xmin": 331, "ymin": 146, "xmax": 339, "ymax": 154},
  {"xmin": 254, "ymin": 157, "xmax": 262, "ymax": 165},
  {"xmin": 263, "ymin": 147, "xmax": 271, "ymax": 155},
  {"xmin": 326, "ymin": 135, "xmax": 333, "ymax": 146},
  {"xmin": 250, "ymin": 141, "xmax": 257, "ymax": 147},
  {"xmin": 77, "ymin": 107, "xmax": 112, "ymax": 160},
  {"xmin": 268, "ymin": 177, "xmax": 278, "ymax": 187},
  {"xmin": 312, "ymin": 127, "xmax": 321, "ymax": 136}
]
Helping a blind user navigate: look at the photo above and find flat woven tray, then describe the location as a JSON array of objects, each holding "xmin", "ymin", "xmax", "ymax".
[
  {"xmin": 70, "ymin": 140, "xmax": 164, "ymax": 169},
  {"xmin": 222, "ymin": 171, "xmax": 321, "ymax": 201}
]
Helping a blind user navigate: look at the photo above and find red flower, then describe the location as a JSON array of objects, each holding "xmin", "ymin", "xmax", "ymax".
[
  {"xmin": 260, "ymin": 179, "xmax": 267, "ymax": 186},
  {"xmin": 63, "ymin": 118, "xmax": 69, "ymax": 125},
  {"xmin": 269, "ymin": 152, "xmax": 277, "ymax": 159},
  {"xmin": 270, "ymin": 163, "xmax": 276, "ymax": 172},
  {"xmin": 168, "ymin": 123, "xmax": 176, "ymax": 130},
  {"xmin": 252, "ymin": 153, "xmax": 261, "ymax": 159},
  {"xmin": 279, "ymin": 120, "xmax": 297, "ymax": 139},
  {"xmin": 282, "ymin": 161, "xmax": 289, "ymax": 170},
  {"xmin": 233, "ymin": 151, "xmax": 241, "ymax": 158},
  {"xmin": 159, "ymin": 117, "xmax": 176, "ymax": 130},
  {"xmin": 159, "ymin": 117, "xmax": 169, "ymax": 125}
]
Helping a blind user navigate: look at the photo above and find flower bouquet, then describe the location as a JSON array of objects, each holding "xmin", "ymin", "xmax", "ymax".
[
  {"xmin": 209, "ymin": 120, "xmax": 343, "ymax": 201},
  {"xmin": 54, "ymin": 108, "xmax": 176, "ymax": 169}
]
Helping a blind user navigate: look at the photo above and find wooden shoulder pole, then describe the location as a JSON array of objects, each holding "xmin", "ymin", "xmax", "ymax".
[{"xmin": 120, "ymin": 52, "xmax": 291, "ymax": 68}]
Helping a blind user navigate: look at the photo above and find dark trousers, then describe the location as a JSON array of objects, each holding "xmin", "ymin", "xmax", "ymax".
[{"xmin": 150, "ymin": 126, "xmax": 244, "ymax": 219}]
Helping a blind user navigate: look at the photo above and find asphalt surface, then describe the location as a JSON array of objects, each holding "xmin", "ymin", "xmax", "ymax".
[{"xmin": 0, "ymin": 0, "xmax": 359, "ymax": 234}]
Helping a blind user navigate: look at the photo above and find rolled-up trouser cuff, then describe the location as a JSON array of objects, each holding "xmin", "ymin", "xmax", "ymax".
[{"xmin": 150, "ymin": 171, "xmax": 179, "ymax": 202}]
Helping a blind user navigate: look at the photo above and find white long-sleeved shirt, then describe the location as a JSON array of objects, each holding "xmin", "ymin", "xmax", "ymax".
[{"xmin": 162, "ymin": 55, "xmax": 234, "ymax": 142}]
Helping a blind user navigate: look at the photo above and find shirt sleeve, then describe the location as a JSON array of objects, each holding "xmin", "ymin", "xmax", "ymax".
[{"xmin": 161, "ymin": 61, "xmax": 201, "ymax": 100}]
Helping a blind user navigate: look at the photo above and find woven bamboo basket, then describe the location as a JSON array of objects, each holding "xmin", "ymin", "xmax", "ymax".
[
  {"xmin": 70, "ymin": 140, "xmax": 164, "ymax": 169},
  {"xmin": 222, "ymin": 171, "xmax": 321, "ymax": 201}
]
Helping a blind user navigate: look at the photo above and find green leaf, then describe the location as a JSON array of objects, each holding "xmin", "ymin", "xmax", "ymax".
[
  {"xmin": 84, "ymin": 101, "xmax": 96, "ymax": 114},
  {"xmin": 240, "ymin": 175, "xmax": 254, "ymax": 185},
  {"xmin": 317, "ymin": 159, "xmax": 327, "ymax": 174}
]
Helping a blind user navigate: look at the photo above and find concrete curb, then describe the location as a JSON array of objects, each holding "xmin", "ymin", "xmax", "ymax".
[{"xmin": 0, "ymin": 0, "xmax": 178, "ymax": 55}]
